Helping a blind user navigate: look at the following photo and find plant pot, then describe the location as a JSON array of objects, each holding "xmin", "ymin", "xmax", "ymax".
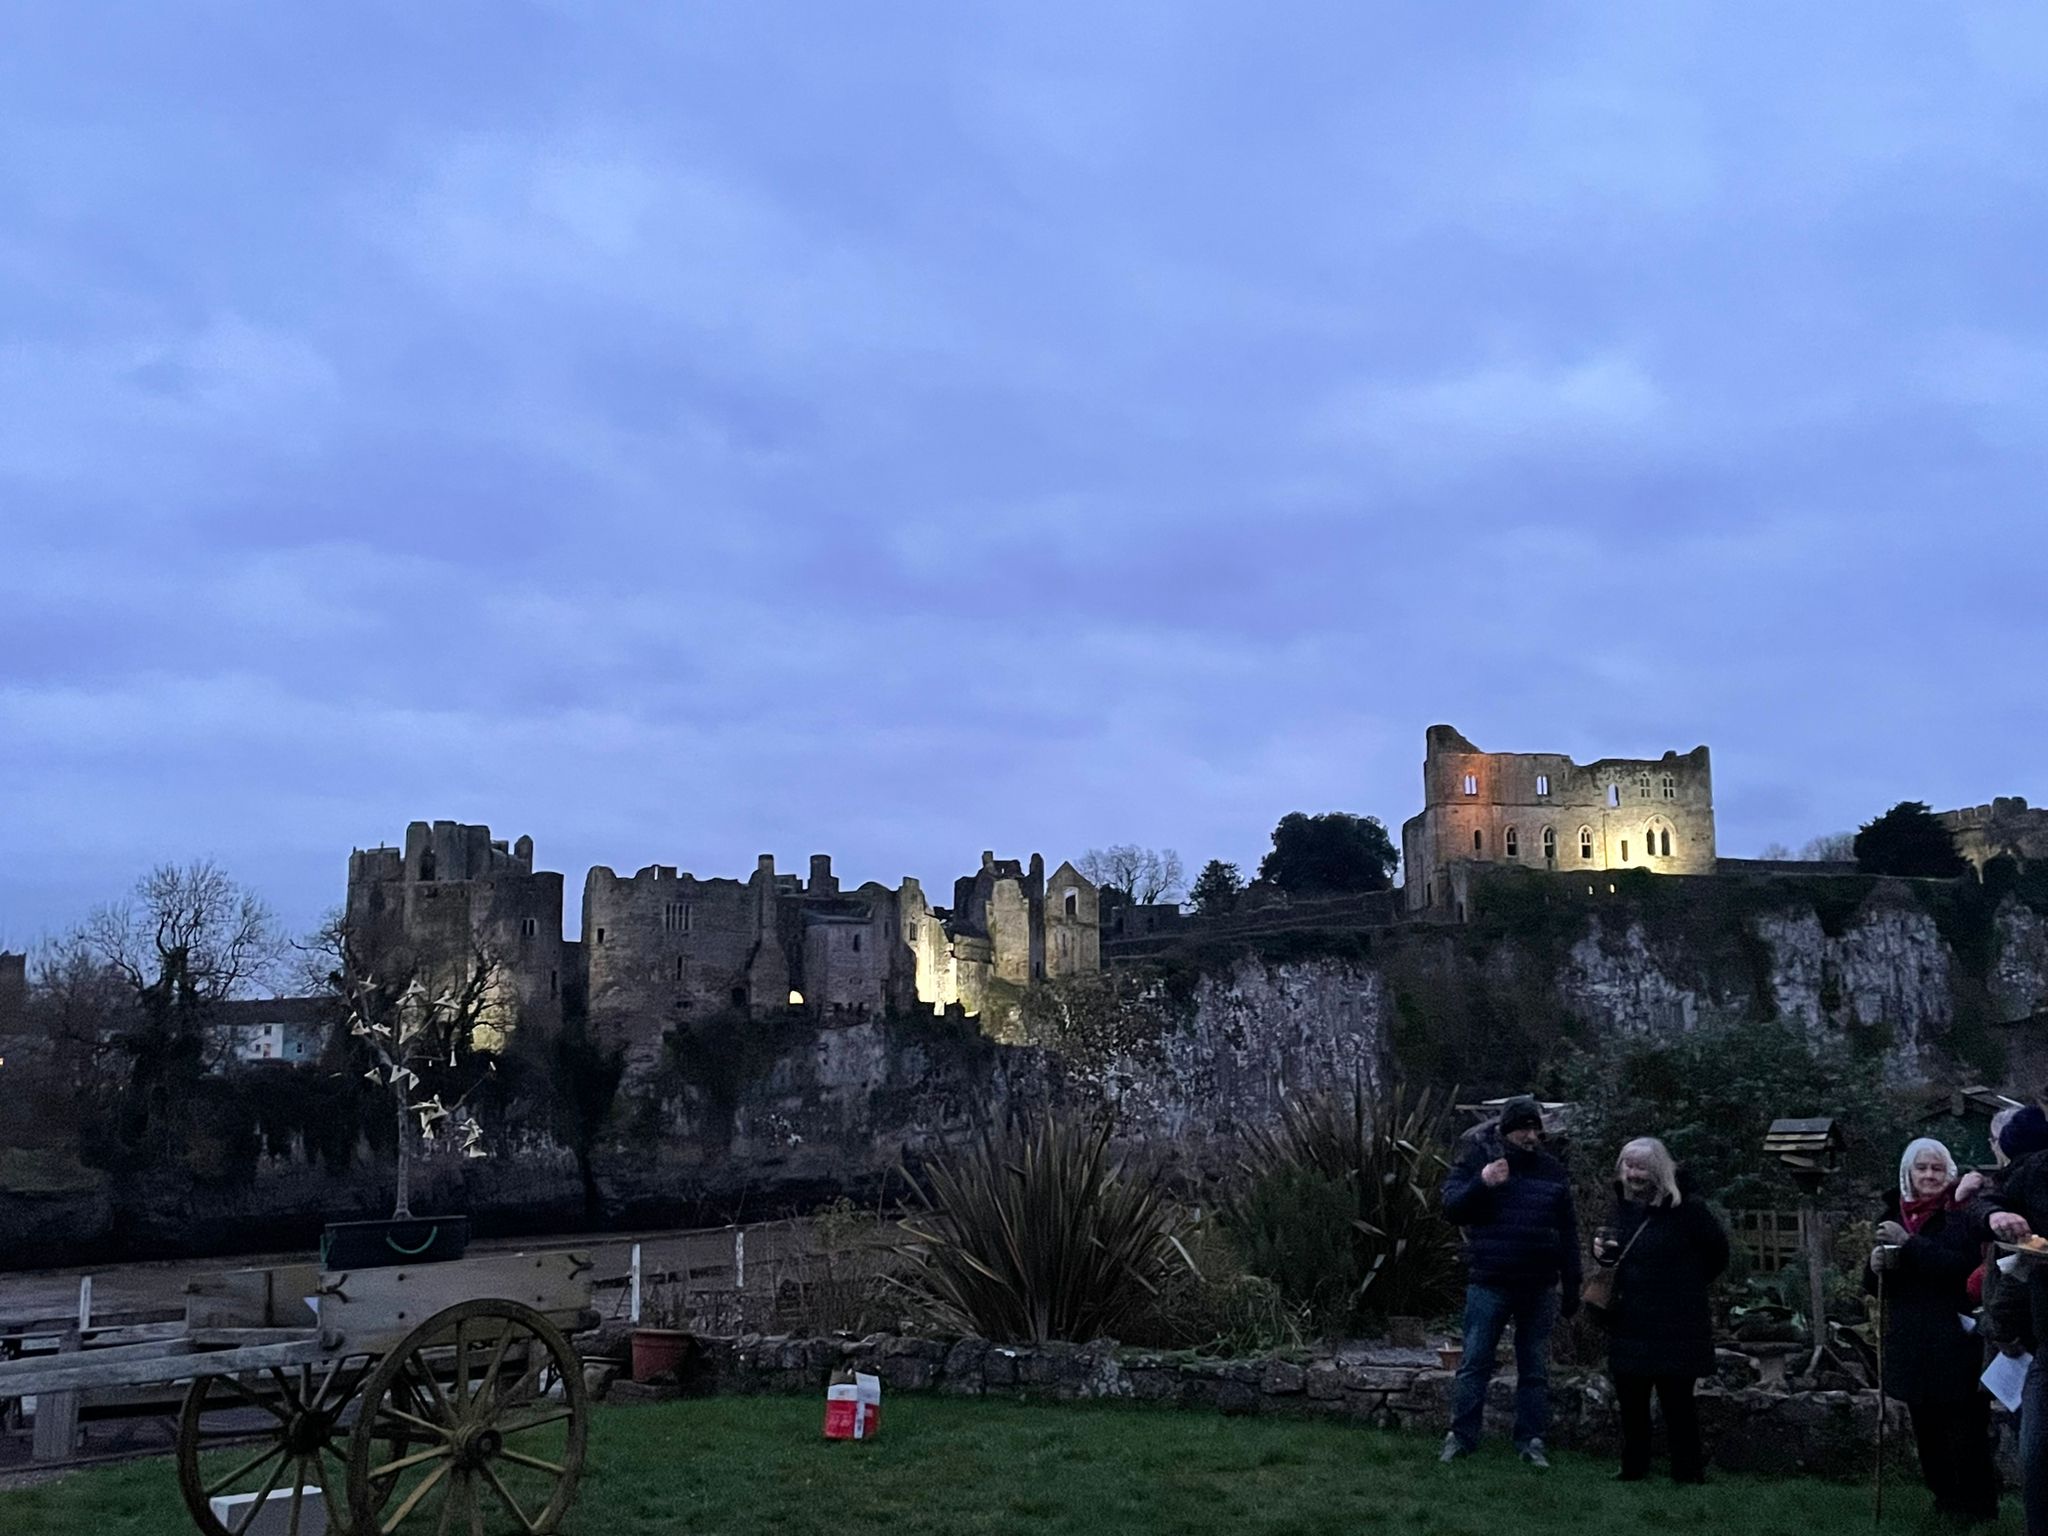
[
  {"xmin": 320, "ymin": 1216, "xmax": 471, "ymax": 1271},
  {"xmin": 1436, "ymin": 1345, "xmax": 1464, "ymax": 1371},
  {"xmin": 631, "ymin": 1328, "xmax": 697, "ymax": 1384}
]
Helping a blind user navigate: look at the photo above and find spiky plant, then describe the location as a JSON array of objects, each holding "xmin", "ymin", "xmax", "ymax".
[
  {"xmin": 1223, "ymin": 1079, "xmax": 1460, "ymax": 1329},
  {"xmin": 894, "ymin": 1110, "xmax": 1193, "ymax": 1345}
]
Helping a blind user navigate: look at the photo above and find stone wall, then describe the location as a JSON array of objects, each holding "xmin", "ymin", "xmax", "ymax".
[
  {"xmin": 587, "ymin": 1329, "xmax": 1926, "ymax": 1482},
  {"xmin": 1403, "ymin": 723, "xmax": 1717, "ymax": 916}
]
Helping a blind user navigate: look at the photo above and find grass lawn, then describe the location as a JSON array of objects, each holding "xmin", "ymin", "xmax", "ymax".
[{"xmin": 0, "ymin": 1394, "xmax": 2015, "ymax": 1536}]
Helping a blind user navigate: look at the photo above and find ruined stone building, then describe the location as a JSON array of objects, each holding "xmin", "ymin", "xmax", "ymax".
[
  {"xmin": 1402, "ymin": 724, "xmax": 1717, "ymax": 917},
  {"xmin": 582, "ymin": 849, "xmax": 1100, "ymax": 1075},
  {"xmin": 342, "ymin": 822, "xmax": 1103, "ymax": 1077},
  {"xmin": 1939, "ymin": 798, "xmax": 2048, "ymax": 874},
  {"xmin": 345, "ymin": 821, "xmax": 567, "ymax": 1039}
]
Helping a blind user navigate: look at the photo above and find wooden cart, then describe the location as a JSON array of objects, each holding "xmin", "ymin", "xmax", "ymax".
[{"xmin": 0, "ymin": 1250, "xmax": 597, "ymax": 1536}]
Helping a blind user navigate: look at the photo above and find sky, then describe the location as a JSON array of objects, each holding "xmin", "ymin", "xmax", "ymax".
[{"xmin": 3, "ymin": 2, "xmax": 2046, "ymax": 949}]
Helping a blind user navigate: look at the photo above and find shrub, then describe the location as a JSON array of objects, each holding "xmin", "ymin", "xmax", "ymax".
[
  {"xmin": 1221, "ymin": 1080, "xmax": 1461, "ymax": 1333},
  {"xmin": 893, "ymin": 1111, "xmax": 1194, "ymax": 1344}
]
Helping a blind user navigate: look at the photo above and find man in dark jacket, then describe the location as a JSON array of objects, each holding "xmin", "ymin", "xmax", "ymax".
[{"xmin": 1440, "ymin": 1095, "xmax": 1582, "ymax": 1468}]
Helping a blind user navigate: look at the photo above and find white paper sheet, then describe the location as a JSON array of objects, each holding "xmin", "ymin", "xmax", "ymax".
[{"xmin": 1983, "ymin": 1351, "xmax": 2030, "ymax": 1414}]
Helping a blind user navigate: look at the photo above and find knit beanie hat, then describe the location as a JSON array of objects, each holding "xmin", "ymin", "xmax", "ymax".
[
  {"xmin": 1497, "ymin": 1096, "xmax": 1545, "ymax": 1136},
  {"xmin": 2001, "ymin": 1105, "xmax": 2048, "ymax": 1163}
]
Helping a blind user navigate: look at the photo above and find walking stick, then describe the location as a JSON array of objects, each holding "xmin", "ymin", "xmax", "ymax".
[{"xmin": 1874, "ymin": 1260, "xmax": 1887, "ymax": 1527}]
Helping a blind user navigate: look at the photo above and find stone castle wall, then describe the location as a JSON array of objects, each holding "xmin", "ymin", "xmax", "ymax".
[{"xmin": 1403, "ymin": 723, "xmax": 1716, "ymax": 916}]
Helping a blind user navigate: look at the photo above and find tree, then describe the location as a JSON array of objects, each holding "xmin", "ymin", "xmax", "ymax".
[
  {"xmin": 55, "ymin": 862, "xmax": 285, "ymax": 1159},
  {"xmin": 1188, "ymin": 859, "xmax": 1243, "ymax": 916},
  {"xmin": 1801, "ymin": 831, "xmax": 1856, "ymax": 862},
  {"xmin": 313, "ymin": 913, "xmax": 510, "ymax": 1219},
  {"xmin": 1853, "ymin": 801, "xmax": 1969, "ymax": 879},
  {"xmin": 1257, "ymin": 812, "xmax": 1399, "ymax": 894},
  {"xmin": 1078, "ymin": 845, "xmax": 1185, "ymax": 906}
]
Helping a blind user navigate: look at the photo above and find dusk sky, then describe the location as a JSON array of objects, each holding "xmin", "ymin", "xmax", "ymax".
[{"xmin": 4, "ymin": 4, "xmax": 2045, "ymax": 949}]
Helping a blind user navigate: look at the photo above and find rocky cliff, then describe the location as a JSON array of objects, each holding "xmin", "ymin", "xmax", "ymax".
[{"xmin": 10, "ymin": 869, "xmax": 2048, "ymax": 1267}]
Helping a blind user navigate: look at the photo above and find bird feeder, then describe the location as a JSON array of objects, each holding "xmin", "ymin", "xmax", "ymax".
[
  {"xmin": 1761, "ymin": 1117, "xmax": 1844, "ymax": 1370},
  {"xmin": 1762, "ymin": 1117, "xmax": 1842, "ymax": 1195}
]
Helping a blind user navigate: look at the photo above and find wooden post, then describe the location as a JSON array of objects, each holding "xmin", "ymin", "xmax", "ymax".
[
  {"xmin": 1803, "ymin": 1200, "xmax": 1829, "ymax": 1374},
  {"xmin": 31, "ymin": 1329, "xmax": 80, "ymax": 1462},
  {"xmin": 630, "ymin": 1243, "xmax": 642, "ymax": 1325},
  {"xmin": 735, "ymin": 1229, "xmax": 746, "ymax": 1292},
  {"xmin": 77, "ymin": 1276, "xmax": 93, "ymax": 1334}
]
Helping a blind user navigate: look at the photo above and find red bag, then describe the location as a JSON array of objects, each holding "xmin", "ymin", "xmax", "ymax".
[{"xmin": 823, "ymin": 1371, "xmax": 882, "ymax": 1440}]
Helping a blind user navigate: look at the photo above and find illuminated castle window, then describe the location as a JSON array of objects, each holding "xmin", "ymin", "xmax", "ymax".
[
  {"xmin": 1607, "ymin": 784, "xmax": 1621, "ymax": 808},
  {"xmin": 1536, "ymin": 774, "xmax": 1551, "ymax": 796},
  {"xmin": 1462, "ymin": 774, "xmax": 1478, "ymax": 795}
]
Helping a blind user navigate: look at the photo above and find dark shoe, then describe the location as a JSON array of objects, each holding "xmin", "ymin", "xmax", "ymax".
[
  {"xmin": 1438, "ymin": 1434, "xmax": 1472, "ymax": 1464},
  {"xmin": 1518, "ymin": 1440, "xmax": 1550, "ymax": 1470}
]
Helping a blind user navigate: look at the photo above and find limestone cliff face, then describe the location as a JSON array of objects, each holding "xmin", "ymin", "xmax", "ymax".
[{"xmin": 1552, "ymin": 887, "xmax": 2041, "ymax": 1085}]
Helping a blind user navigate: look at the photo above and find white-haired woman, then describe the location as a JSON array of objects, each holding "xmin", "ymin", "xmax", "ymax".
[
  {"xmin": 1869, "ymin": 1137, "xmax": 1999, "ymax": 1523},
  {"xmin": 1591, "ymin": 1137, "xmax": 1727, "ymax": 1482}
]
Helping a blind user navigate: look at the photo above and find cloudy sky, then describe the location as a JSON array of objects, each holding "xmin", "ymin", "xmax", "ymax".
[{"xmin": 3, "ymin": 2, "xmax": 2045, "ymax": 947}]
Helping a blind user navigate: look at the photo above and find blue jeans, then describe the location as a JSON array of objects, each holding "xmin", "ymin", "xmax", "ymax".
[
  {"xmin": 1449, "ymin": 1282, "xmax": 1557, "ymax": 1451},
  {"xmin": 2022, "ymin": 1353, "xmax": 2048, "ymax": 1536}
]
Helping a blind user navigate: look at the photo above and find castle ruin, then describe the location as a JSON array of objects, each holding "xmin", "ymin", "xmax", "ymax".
[
  {"xmin": 1939, "ymin": 798, "xmax": 2048, "ymax": 874},
  {"xmin": 1401, "ymin": 724, "xmax": 1717, "ymax": 917},
  {"xmin": 344, "ymin": 823, "xmax": 1100, "ymax": 1078}
]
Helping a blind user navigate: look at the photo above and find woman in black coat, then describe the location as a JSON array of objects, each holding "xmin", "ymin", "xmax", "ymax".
[
  {"xmin": 1869, "ymin": 1137, "xmax": 2000, "ymax": 1524},
  {"xmin": 1594, "ymin": 1137, "xmax": 1729, "ymax": 1483}
]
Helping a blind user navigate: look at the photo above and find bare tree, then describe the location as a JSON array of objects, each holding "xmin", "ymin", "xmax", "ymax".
[
  {"xmin": 312, "ymin": 913, "xmax": 508, "ymax": 1219},
  {"xmin": 80, "ymin": 860, "xmax": 282, "ymax": 1002},
  {"xmin": 1078, "ymin": 845, "xmax": 1185, "ymax": 906},
  {"xmin": 1800, "ymin": 831, "xmax": 1856, "ymax": 862}
]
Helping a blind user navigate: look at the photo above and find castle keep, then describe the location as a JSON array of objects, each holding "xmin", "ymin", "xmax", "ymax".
[
  {"xmin": 345, "ymin": 824, "xmax": 1099, "ymax": 1076},
  {"xmin": 345, "ymin": 821, "xmax": 567, "ymax": 1037},
  {"xmin": 1401, "ymin": 724, "xmax": 1717, "ymax": 916}
]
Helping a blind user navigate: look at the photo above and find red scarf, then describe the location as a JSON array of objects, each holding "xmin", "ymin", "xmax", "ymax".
[{"xmin": 1900, "ymin": 1187, "xmax": 1954, "ymax": 1235}]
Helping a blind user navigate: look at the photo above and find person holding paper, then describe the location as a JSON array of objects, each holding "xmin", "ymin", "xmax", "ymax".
[
  {"xmin": 1593, "ymin": 1137, "xmax": 1728, "ymax": 1484},
  {"xmin": 1868, "ymin": 1137, "xmax": 2000, "ymax": 1524}
]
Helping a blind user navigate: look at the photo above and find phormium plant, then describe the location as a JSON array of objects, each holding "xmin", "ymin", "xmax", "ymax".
[{"xmin": 893, "ymin": 1110, "xmax": 1194, "ymax": 1345}]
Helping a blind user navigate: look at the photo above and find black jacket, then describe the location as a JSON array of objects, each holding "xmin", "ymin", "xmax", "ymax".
[
  {"xmin": 1601, "ymin": 1175, "xmax": 1730, "ymax": 1379},
  {"xmin": 1864, "ymin": 1191, "xmax": 1985, "ymax": 1403},
  {"xmin": 1443, "ymin": 1133, "xmax": 1582, "ymax": 1298},
  {"xmin": 1983, "ymin": 1148, "xmax": 2048, "ymax": 1357}
]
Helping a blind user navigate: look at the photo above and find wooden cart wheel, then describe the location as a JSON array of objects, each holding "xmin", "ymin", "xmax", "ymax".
[
  {"xmin": 177, "ymin": 1354, "xmax": 384, "ymax": 1536},
  {"xmin": 345, "ymin": 1299, "xmax": 588, "ymax": 1536}
]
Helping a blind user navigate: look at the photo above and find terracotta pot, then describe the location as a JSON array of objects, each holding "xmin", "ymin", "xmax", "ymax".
[
  {"xmin": 631, "ymin": 1328, "xmax": 696, "ymax": 1384},
  {"xmin": 1436, "ymin": 1345, "xmax": 1463, "ymax": 1371}
]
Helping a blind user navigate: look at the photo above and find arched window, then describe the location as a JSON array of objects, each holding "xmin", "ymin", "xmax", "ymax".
[
  {"xmin": 1637, "ymin": 773, "xmax": 1652, "ymax": 798},
  {"xmin": 1541, "ymin": 827, "xmax": 1556, "ymax": 861},
  {"xmin": 1607, "ymin": 784, "xmax": 1621, "ymax": 808},
  {"xmin": 1505, "ymin": 827, "xmax": 1519, "ymax": 858},
  {"xmin": 1579, "ymin": 827, "xmax": 1594, "ymax": 861},
  {"xmin": 1462, "ymin": 773, "xmax": 1478, "ymax": 796},
  {"xmin": 1473, "ymin": 829, "xmax": 1484, "ymax": 852},
  {"xmin": 1661, "ymin": 828, "xmax": 1672, "ymax": 857},
  {"xmin": 1063, "ymin": 889, "xmax": 1078, "ymax": 917}
]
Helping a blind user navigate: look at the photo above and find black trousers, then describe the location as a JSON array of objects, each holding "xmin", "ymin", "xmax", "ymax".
[
  {"xmin": 1613, "ymin": 1372, "xmax": 1703, "ymax": 1481},
  {"xmin": 1903, "ymin": 1391, "xmax": 1999, "ymax": 1520}
]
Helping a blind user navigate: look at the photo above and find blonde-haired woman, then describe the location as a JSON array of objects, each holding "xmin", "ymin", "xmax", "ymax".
[
  {"xmin": 1591, "ymin": 1137, "xmax": 1727, "ymax": 1483},
  {"xmin": 1868, "ymin": 1137, "xmax": 1999, "ymax": 1523}
]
